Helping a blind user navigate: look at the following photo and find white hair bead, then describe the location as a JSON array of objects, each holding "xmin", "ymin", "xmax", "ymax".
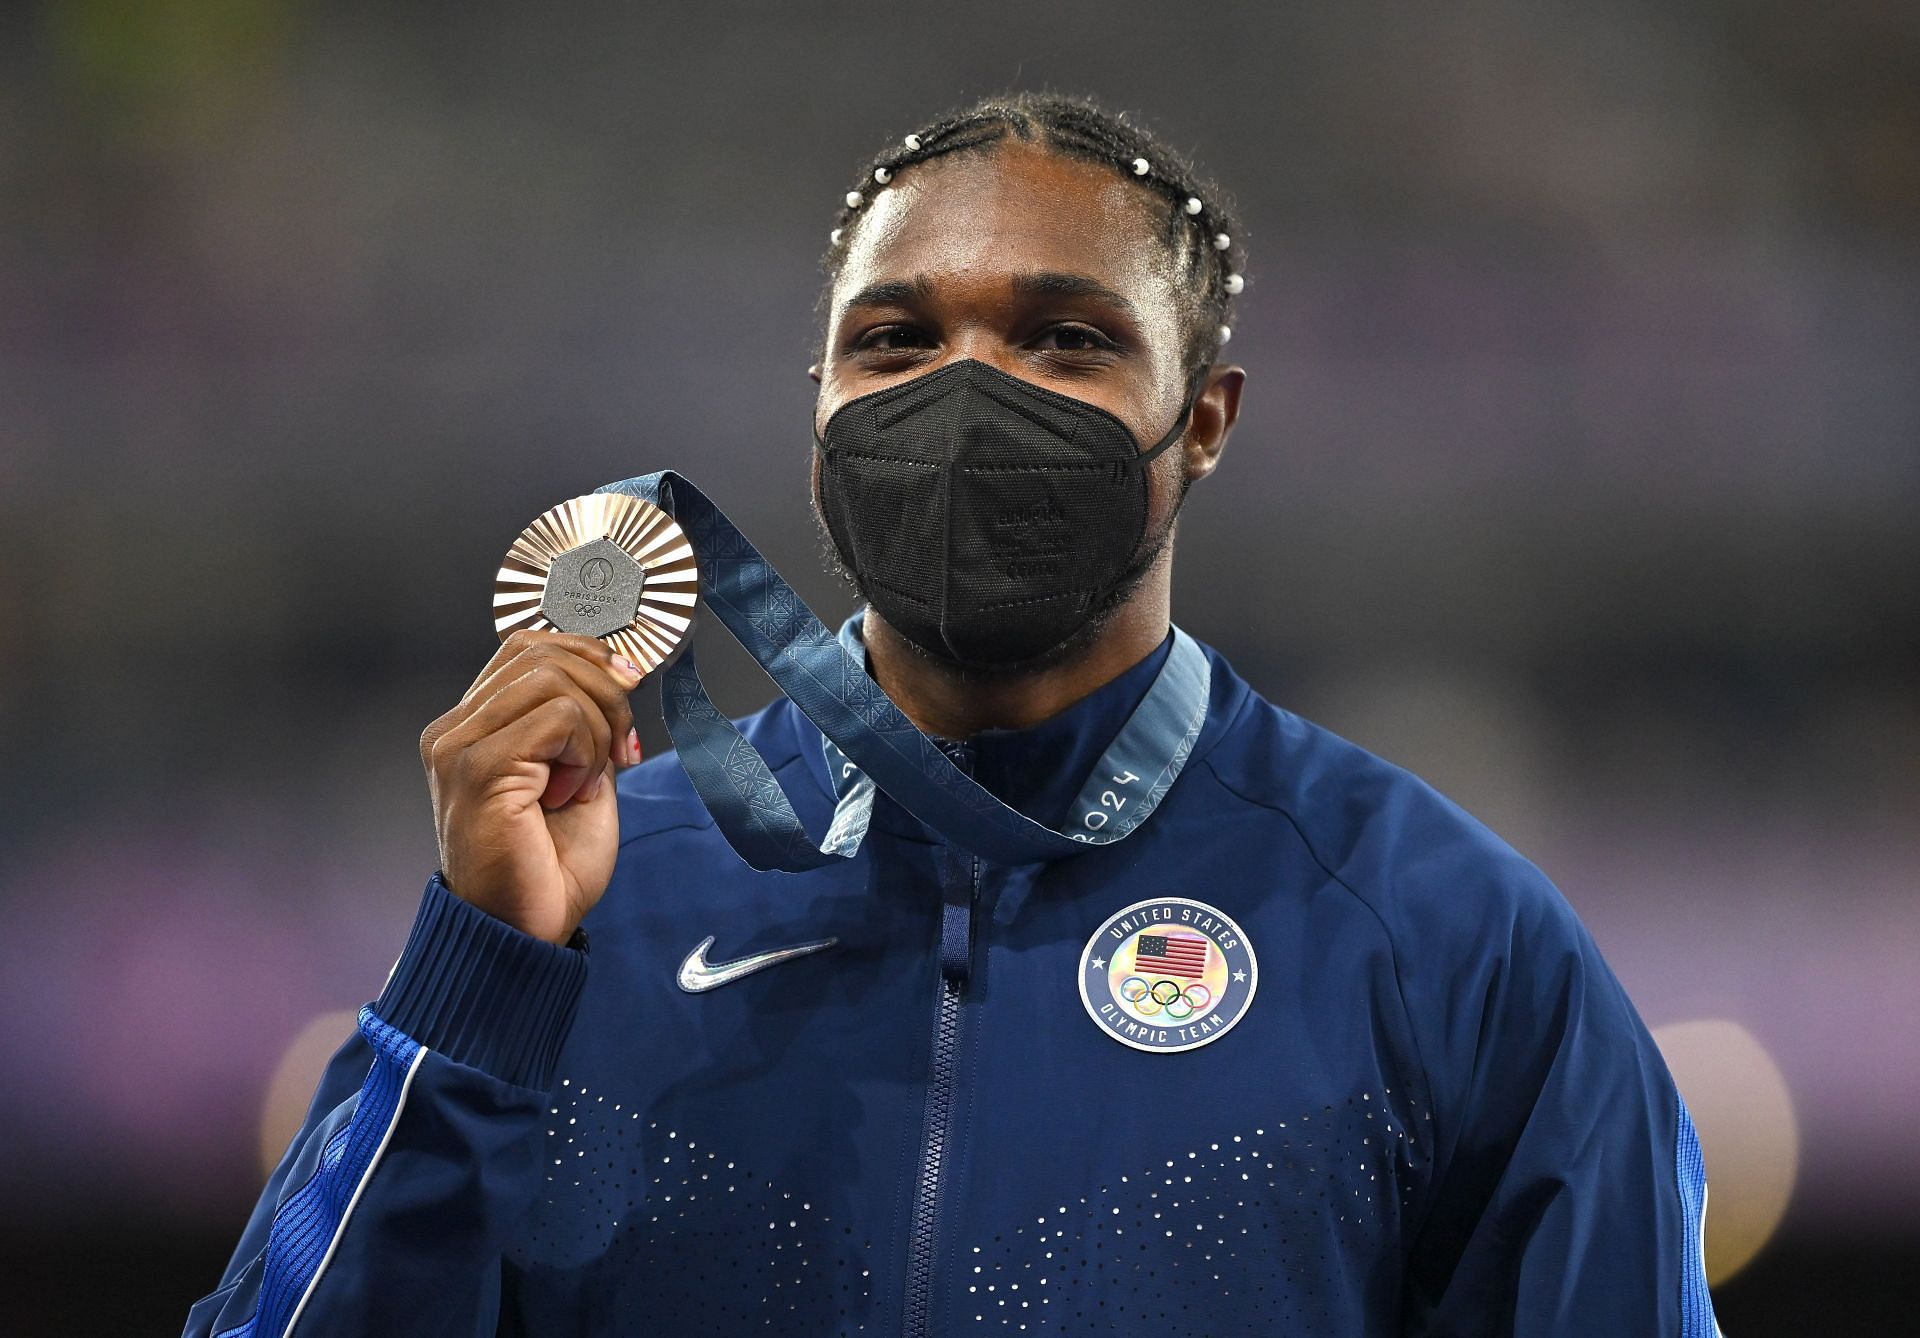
[
  {"xmin": 1224, "ymin": 273, "xmax": 1245, "ymax": 295},
  {"xmin": 1131, "ymin": 157, "xmax": 1150, "ymax": 176},
  {"xmin": 873, "ymin": 167, "xmax": 891, "ymax": 184},
  {"xmin": 1213, "ymin": 232, "xmax": 1231, "ymax": 250},
  {"xmin": 1218, "ymin": 324, "xmax": 1232, "ymax": 344},
  {"xmin": 1184, "ymin": 196, "xmax": 1203, "ymax": 216},
  {"xmin": 845, "ymin": 191, "xmax": 864, "ymax": 209},
  {"xmin": 903, "ymin": 133, "xmax": 922, "ymax": 150},
  {"xmin": 830, "ymin": 228, "xmax": 843, "ymax": 245}
]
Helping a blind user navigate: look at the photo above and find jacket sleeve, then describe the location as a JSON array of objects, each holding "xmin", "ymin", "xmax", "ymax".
[
  {"xmin": 183, "ymin": 873, "xmax": 587, "ymax": 1338},
  {"xmin": 1397, "ymin": 857, "xmax": 1720, "ymax": 1337}
]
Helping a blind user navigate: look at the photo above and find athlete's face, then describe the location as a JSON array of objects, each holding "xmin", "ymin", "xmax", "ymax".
[{"xmin": 814, "ymin": 140, "xmax": 1242, "ymax": 533}]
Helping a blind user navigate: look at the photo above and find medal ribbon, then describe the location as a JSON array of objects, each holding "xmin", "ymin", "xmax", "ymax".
[{"xmin": 596, "ymin": 471, "xmax": 1211, "ymax": 872}]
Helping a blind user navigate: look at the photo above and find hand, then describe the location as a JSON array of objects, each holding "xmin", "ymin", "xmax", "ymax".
[{"xmin": 418, "ymin": 630, "xmax": 645, "ymax": 944}]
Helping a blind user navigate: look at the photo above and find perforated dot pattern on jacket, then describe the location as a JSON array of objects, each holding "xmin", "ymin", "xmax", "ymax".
[
  {"xmin": 506, "ymin": 1082, "xmax": 1426, "ymax": 1333},
  {"xmin": 958, "ymin": 1092, "xmax": 1427, "ymax": 1334},
  {"xmin": 507, "ymin": 1079, "xmax": 875, "ymax": 1332}
]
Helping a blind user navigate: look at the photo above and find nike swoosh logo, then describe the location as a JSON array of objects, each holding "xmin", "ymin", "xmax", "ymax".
[{"xmin": 676, "ymin": 934, "xmax": 839, "ymax": 993}]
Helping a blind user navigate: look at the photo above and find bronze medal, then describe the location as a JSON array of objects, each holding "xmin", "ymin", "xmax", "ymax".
[{"xmin": 494, "ymin": 493, "xmax": 698, "ymax": 675}]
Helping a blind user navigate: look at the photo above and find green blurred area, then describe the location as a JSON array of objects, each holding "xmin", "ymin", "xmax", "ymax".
[{"xmin": 38, "ymin": 0, "xmax": 295, "ymax": 144}]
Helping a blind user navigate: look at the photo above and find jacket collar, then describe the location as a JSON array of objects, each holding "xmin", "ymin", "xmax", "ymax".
[
  {"xmin": 775, "ymin": 615, "xmax": 1253, "ymax": 856},
  {"xmin": 936, "ymin": 631, "xmax": 1174, "ymax": 831},
  {"xmin": 796, "ymin": 616, "xmax": 1174, "ymax": 838}
]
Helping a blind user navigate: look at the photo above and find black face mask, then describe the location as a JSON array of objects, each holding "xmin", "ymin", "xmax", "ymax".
[{"xmin": 814, "ymin": 359, "xmax": 1197, "ymax": 667}]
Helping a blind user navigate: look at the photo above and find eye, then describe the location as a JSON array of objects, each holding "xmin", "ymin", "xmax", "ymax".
[
  {"xmin": 852, "ymin": 324, "xmax": 934, "ymax": 352},
  {"xmin": 1031, "ymin": 323, "xmax": 1119, "ymax": 353}
]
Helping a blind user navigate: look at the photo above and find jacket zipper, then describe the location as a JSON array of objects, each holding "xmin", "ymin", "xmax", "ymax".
[{"xmin": 902, "ymin": 745, "xmax": 980, "ymax": 1338}]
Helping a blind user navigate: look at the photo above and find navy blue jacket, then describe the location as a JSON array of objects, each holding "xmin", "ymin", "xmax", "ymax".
[{"xmin": 186, "ymin": 636, "xmax": 1720, "ymax": 1336}]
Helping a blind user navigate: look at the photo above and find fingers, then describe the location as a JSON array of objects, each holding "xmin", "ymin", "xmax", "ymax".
[
  {"xmin": 483, "ymin": 642, "xmax": 639, "ymax": 759},
  {"xmin": 575, "ymin": 757, "xmax": 616, "ymax": 806},
  {"xmin": 457, "ymin": 690, "xmax": 607, "ymax": 810},
  {"xmin": 452, "ymin": 663, "xmax": 612, "ymax": 799},
  {"xmin": 419, "ymin": 630, "xmax": 637, "ymax": 941},
  {"xmin": 429, "ymin": 631, "xmax": 642, "ymax": 767},
  {"xmin": 462, "ymin": 629, "xmax": 643, "ymax": 707}
]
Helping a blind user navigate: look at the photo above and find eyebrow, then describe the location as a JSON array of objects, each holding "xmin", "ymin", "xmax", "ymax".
[
  {"xmin": 841, "ymin": 276, "xmax": 939, "ymax": 312},
  {"xmin": 839, "ymin": 270, "xmax": 1139, "ymax": 319},
  {"xmin": 1009, "ymin": 270, "xmax": 1139, "ymax": 318}
]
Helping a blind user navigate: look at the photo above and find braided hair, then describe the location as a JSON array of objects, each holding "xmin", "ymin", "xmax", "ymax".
[{"xmin": 821, "ymin": 93, "xmax": 1246, "ymax": 377}]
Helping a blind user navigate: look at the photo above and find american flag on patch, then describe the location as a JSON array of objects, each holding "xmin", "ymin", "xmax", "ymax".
[{"xmin": 1134, "ymin": 931, "xmax": 1209, "ymax": 979}]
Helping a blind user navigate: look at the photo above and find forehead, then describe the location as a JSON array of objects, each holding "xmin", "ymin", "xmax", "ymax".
[{"xmin": 831, "ymin": 139, "xmax": 1186, "ymax": 320}]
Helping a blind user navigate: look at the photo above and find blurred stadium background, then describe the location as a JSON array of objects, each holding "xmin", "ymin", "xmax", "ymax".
[{"xmin": 1, "ymin": 2, "xmax": 1915, "ymax": 1332}]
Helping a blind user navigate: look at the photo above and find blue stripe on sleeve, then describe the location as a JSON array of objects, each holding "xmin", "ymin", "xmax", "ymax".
[
  {"xmin": 1674, "ymin": 1094, "xmax": 1721, "ymax": 1338},
  {"xmin": 215, "ymin": 1007, "xmax": 425, "ymax": 1338}
]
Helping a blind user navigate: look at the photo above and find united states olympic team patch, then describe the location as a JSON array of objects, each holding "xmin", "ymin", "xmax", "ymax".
[{"xmin": 1079, "ymin": 897, "xmax": 1258, "ymax": 1053}]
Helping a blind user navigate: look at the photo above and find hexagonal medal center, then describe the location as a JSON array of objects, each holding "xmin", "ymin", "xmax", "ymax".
[{"xmin": 541, "ymin": 537, "xmax": 646, "ymax": 637}]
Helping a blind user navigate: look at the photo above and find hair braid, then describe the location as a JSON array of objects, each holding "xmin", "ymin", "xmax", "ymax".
[{"xmin": 821, "ymin": 93, "xmax": 1245, "ymax": 375}]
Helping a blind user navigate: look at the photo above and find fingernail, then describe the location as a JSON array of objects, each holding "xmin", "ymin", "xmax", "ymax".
[
  {"xmin": 578, "ymin": 770, "xmax": 603, "ymax": 803},
  {"xmin": 610, "ymin": 655, "xmax": 643, "ymax": 687},
  {"xmin": 626, "ymin": 728, "xmax": 642, "ymax": 765}
]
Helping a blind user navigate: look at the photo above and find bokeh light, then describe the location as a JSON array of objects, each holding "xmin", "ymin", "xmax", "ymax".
[
  {"xmin": 1654, "ymin": 1019, "xmax": 1800, "ymax": 1285},
  {"xmin": 256, "ymin": 1009, "xmax": 357, "ymax": 1180}
]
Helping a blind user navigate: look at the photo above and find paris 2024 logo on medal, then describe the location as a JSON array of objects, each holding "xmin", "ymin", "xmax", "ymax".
[{"xmin": 1079, "ymin": 897, "xmax": 1258, "ymax": 1053}]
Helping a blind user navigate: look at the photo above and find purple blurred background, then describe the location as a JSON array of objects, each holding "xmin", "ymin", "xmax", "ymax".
[{"xmin": 2, "ymin": 2, "xmax": 1915, "ymax": 1332}]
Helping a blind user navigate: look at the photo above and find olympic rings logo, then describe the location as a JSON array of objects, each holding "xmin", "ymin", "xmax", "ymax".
[{"xmin": 1117, "ymin": 976, "xmax": 1214, "ymax": 1020}]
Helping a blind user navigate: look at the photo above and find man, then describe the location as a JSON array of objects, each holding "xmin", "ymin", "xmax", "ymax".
[{"xmin": 186, "ymin": 94, "xmax": 1721, "ymax": 1337}]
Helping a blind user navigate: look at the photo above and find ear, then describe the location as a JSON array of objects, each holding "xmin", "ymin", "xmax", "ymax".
[{"xmin": 1183, "ymin": 365, "xmax": 1244, "ymax": 484}]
